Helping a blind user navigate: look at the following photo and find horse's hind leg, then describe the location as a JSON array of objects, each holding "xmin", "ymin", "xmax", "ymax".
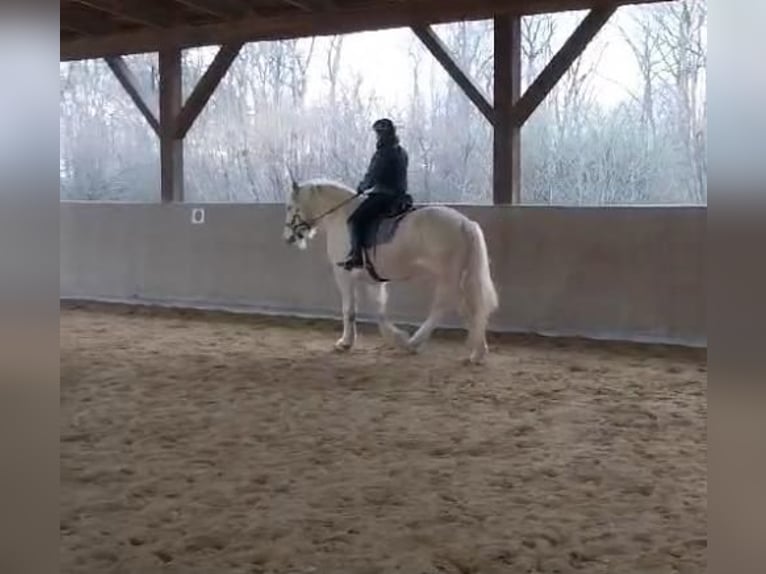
[
  {"xmin": 463, "ymin": 294, "xmax": 490, "ymax": 364},
  {"xmin": 466, "ymin": 314, "xmax": 490, "ymax": 364},
  {"xmin": 460, "ymin": 280, "xmax": 489, "ymax": 364},
  {"xmin": 366, "ymin": 283, "xmax": 408, "ymax": 348},
  {"xmin": 406, "ymin": 281, "xmax": 454, "ymax": 352}
]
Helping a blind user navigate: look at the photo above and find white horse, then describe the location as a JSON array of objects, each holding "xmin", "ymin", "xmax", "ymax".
[{"xmin": 282, "ymin": 178, "xmax": 498, "ymax": 364}]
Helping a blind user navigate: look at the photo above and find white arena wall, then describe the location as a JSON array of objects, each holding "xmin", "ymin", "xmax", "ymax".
[{"xmin": 60, "ymin": 202, "xmax": 706, "ymax": 346}]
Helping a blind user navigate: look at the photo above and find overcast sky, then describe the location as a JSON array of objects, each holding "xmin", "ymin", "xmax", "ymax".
[
  {"xmin": 171, "ymin": 7, "xmax": 652, "ymax": 121},
  {"xmin": 298, "ymin": 9, "xmax": 645, "ymax": 116}
]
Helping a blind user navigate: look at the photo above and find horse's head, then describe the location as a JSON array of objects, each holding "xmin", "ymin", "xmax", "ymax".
[
  {"xmin": 284, "ymin": 174, "xmax": 356, "ymax": 249},
  {"xmin": 283, "ymin": 177, "xmax": 316, "ymax": 250}
]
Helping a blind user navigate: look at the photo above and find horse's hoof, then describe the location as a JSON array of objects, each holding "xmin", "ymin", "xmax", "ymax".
[
  {"xmin": 334, "ymin": 340, "xmax": 352, "ymax": 352},
  {"xmin": 405, "ymin": 339, "xmax": 424, "ymax": 354},
  {"xmin": 464, "ymin": 340, "xmax": 488, "ymax": 365},
  {"xmin": 381, "ymin": 332, "xmax": 398, "ymax": 346},
  {"xmin": 464, "ymin": 353, "xmax": 486, "ymax": 365},
  {"xmin": 383, "ymin": 329, "xmax": 409, "ymax": 349}
]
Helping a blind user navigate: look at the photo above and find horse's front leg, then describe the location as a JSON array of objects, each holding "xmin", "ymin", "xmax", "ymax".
[{"xmin": 333, "ymin": 268, "xmax": 357, "ymax": 351}]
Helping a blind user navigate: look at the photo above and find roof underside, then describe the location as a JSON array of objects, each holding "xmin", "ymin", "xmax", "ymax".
[{"xmin": 61, "ymin": 0, "xmax": 668, "ymax": 61}]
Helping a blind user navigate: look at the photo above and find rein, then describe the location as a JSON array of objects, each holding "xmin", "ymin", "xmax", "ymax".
[{"xmin": 298, "ymin": 191, "xmax": 364, "ymax": 231}]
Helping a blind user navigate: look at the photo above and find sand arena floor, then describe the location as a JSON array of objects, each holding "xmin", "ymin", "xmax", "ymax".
[{"xmin": 61, "ymin": 303, "xmax": 706, "ymax": 573}]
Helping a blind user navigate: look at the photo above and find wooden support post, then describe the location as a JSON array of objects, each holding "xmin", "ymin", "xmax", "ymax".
[
  {"xmin": 493, "ymin": 14, "xmax": 521, "ymax": 205},
  {"xmin": 512, "ymin": 6, "xmax": 616, "ymax": 127},
  {"xmin": 108, "ymin": 44, "xmax": 240, "ymax": 202},
  {"xmin": 104, "ymin": 56, "xmax": 160, "ymax": 135},
  {"xmin": 412, "ymin": 25, "xmax": 494, "ymax": 125},
  {"xmin": 175, "ymin": 43, "xmax": 243, "ymax": 139},
  {"xmin": 159, "ymin": 48, "xmax": 183, "ymax": 203}
]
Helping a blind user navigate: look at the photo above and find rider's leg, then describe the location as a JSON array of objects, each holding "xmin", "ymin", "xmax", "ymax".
[
  {"xmin": 340, "ymin": 194, "xmax": 386, "ymax": 269},
  {"xmin": 343, "ymin": 218, "xmax": 362, "ymax": 267},
  {"xmin": 342, "ymin": 210, "xmax": 365, "ymax": 268}
]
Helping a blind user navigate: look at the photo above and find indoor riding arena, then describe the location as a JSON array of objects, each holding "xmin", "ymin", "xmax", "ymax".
[{"xmin": 60, "ymin": 1, "xmax": 707, "ymax": 573}]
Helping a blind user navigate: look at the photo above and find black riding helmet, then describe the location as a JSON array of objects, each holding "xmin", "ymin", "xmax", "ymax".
[{"xmin": 372, "ymin": 118, "xmax": 396, "ymax": 135}]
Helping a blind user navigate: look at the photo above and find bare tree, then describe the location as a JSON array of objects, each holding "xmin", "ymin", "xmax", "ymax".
[
  {"xmin": 60, "ymin": 6, "xmax": 707, "ymax": 207},
  {"xmin": 325, "ymin": 36, "xmax": 344, "ymax": 104},
  {"xmin": 521, "ymin": 14, "xmax": 555, "ymax": 88}
]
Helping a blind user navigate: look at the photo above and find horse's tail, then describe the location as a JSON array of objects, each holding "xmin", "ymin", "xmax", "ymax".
[{"xmin": 460, "ymin": 219, "xmax": 499, "ymax": 326}]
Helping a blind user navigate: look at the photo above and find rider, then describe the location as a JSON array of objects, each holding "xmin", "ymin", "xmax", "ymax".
[{"xmin": 339, "ymin": 118, "xmax": 409, "ymax": 270}]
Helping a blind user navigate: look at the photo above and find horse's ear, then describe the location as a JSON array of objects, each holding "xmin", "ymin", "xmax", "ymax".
[{"xmin": 287, "ymin": 166, "xmax": 299, "ymax": 197}]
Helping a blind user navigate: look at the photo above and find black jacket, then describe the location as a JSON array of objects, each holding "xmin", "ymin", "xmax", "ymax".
[{"xmin": 357, "ymin": 137, "xmax": 408, "ymax": 195}]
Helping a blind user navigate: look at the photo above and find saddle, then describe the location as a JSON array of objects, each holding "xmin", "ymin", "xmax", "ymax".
[{"xmin": 360, "ymin": 193, "xmax": 417, "ymax": 282}]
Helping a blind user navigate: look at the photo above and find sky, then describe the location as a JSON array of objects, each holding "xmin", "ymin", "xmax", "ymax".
[
  {"xmin": 85, "ymin": 4, "xmax": 665, "ymax": 131},
  {"xmin": 296, "ymin": 8, "xmax": 646, "ymax": 115}
]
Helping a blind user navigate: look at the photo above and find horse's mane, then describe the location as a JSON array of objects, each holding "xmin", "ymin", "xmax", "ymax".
[{"xmin": 302, "ymin": 178, "xmax": 355, "ymax": 195}]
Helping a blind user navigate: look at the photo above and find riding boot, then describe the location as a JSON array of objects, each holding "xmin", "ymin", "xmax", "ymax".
[{"xmin": 338, "ymin": 227, "xmax": 364, "ymax": 270}]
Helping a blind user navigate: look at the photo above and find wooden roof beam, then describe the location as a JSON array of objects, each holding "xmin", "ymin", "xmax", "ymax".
[
  {"xmin": 72, "ymin": 0, "xmax": 165, "ymax": 29},
  {"xmin": 61, "ymin": 22, "xmax": 91, "ymax": 37},
  {"xmin": 175, "ymin": 43, "xmax": 244, "ymax": 138},
  {"xmin": 63, "ymin": 2, "xmax": 124, "ymax": 35},
  {"xmin": 222, "ymin": 0, "xmax": 261, "ymax": 16},
  {"xmin": 511, "ymin": 5, "xmax": 615, "ymax": 126},
  {"xmin": 171, "ymin": 0, "xmax": 236, "ymax": 20},
  {"xmin": 61, "ymin": 0, "xmax": 672, "ymax": 61},
  {"xmin": 107, "ymin": 45, "xmax": 245, "ymax": 138},
  {"xmin": 282, "ymin": 0, "xmax": 313, "ymax": 11},
  {"xmin": 312, "ymin": 0, "xmax": 340, "ymax": 10},
  {"xmin": 412, "ymin": 25, "xmax": 494, "ymax": 124},
  {"xmin": 104, "ymin": 56, "xmax": 160, "ymax": 135}
]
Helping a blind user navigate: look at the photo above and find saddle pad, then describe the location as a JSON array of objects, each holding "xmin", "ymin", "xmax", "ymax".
[{"xmin": 362, "ymin": 208, "xmax": 415, "ymax": 249}]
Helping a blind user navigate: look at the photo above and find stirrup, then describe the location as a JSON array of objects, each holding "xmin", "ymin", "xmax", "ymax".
[{"xmin": 337, "ymin": 254, "xmax": 363, "ymax": 270}]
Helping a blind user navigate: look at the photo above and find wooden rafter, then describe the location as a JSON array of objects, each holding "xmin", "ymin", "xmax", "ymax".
[
  {"xmin": 412, "ymin": 25, "xmax": 494, "ymax": 125},
  {"xmin": 282, "ymin": 0, "xmax": 312, "ymax": 11},
  {"xmin": 170, "ymin": 0, "xmax": 233, "ymax": 20},
  {"xmin": 62, "ymin": 2, "xmax": 123, "ymax": 36},
  {"xmin": 61, "ymin": 0, "xmax": 671, "ymax": 61},
  {"xmin": 71, "ymin": 0, "xmax": 164, "ymax": 29},
  {"xmin": 311, "ymin": 0, "xmax": 339, "ymax": 10},
  {"xmin": 61, "ymin": 22, "xmax": 90, "ymax": 36},
  {"xmin": 220, "ymin": 0, "xmax": 260, "ymax": 16},
  {"xmin": 511, "ymin": 5, "xmax": 616, "ymax": 126},
  {"xmin": 175, "ymin": 43, "xmax": 244, "ymax": 139},
  {"xmin": 104, "ymin": 56, "xmax": 160, "ymax": 135}
]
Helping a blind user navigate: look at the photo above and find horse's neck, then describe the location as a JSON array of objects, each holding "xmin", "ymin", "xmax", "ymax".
[
  {"xmin": 309, "ymin": 185, "xmax": 358, "ymax": 260},
  {"xmin": 308, "ymin": 185, "xmax": 357, "ymax": 221}
]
